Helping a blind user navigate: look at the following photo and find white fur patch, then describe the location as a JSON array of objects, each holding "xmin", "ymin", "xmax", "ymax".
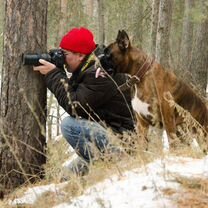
[
  {"xmin": 191, "ymin": 138, "xmax": 201, "ymax": 152},
  {"xmin": 162, "ymin": 130, "xmax": 170, "ymax": 152},
  {"xmin": 131, "ymin": 89, "xmax": 151, "ymax": 117}
]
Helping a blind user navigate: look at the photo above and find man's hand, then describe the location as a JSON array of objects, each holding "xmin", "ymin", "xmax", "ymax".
[{"xmin": 33, "ymin": 59, "xmax": 56, "ymax": 75}]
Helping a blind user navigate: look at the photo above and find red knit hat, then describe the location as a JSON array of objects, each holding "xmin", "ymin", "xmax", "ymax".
[{"xmin": 59, "ymin": 27, "xmax": 96, "ymax": 54}]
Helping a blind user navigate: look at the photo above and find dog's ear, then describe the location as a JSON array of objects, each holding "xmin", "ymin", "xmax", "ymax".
[{"xmin": 116, "ymin": 30, "xmax": 130, "ymax": 51}]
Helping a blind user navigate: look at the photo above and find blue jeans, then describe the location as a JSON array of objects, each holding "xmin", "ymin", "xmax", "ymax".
[{"xmin": 61, "ymin": 116, "xmax": 109, "ymax": 162}]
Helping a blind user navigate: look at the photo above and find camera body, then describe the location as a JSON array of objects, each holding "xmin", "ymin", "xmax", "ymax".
[{"xmin": 22, "ymin": 49, "xmax": 65, "ymax": 68}]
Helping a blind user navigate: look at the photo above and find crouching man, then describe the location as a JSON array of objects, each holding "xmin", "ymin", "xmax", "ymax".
[{"xmin": 33, "ymin": 27, "xmax": 135, "ymax": 177}]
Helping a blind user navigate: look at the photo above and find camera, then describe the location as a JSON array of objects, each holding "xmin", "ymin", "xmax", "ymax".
[{"xmin": 22, "ymin": 49, "xmax": 65, "ymax": 68}]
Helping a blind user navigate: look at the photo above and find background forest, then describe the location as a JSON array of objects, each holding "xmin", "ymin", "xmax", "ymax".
[
  {"xmin": 48, "ymin": 0, "xmax": 208, "ymax": 92},
  {"xmin": 0, "ymin": 0, "xmax": 207, "ymax": 205},
  {"xmin": 1, "ymin": 0, "xmax": 208, "ymax": 95},
  {"xmin": 46, "ymin": 0, "xmax": 208, "ymax": 138}
]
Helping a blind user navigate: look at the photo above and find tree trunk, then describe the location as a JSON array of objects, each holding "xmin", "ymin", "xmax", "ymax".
[
  {"xmin": 190, "ymin": 0, "xmax": 208, "ymax": 94},
  {"xmin": 54, "ymin": 0, "xmax": 67, "ymax": 137},
  {"xmin": 97, "ymin": 0, "xmax": 105, "ymax": 45},
  {"xmin": 86, "ymin": 0, "xmax": 94, "ymax": 17},
  {"xmin": 0, "ymin": 0, "xmax": 47, "ymax": 196},
  {"xmin": 180, "ymin": 0, "xmax": 194, "ymax": 71},
  {"xmin": 132, "ymin": 0, "xmax": 145, "ymax": 48},
  {"xmin": 156, "ymin": 0, "xmax": 173, "ymax": 68},
  {"xmin": 56, "ymin": 0, "xmax": 68, "ymax": 45},
  {"xmin": 56, "ymin": 104, "xmax": 60, "ymax": 136},
  {"xmin": 170, "ymin": 0, "xmax": 185, "ymax": 69},
  {"xmin": 150, "ymin": 0, "xmax": 160, "ymax": 56},
  {"xmin": 47, "ymin": 92, "xmax": 54, "ymax": 141}
]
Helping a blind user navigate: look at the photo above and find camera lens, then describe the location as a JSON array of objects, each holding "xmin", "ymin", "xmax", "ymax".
[{"xmin": 22, "ymin": 53, "xmax": 51, "ymax": 66}]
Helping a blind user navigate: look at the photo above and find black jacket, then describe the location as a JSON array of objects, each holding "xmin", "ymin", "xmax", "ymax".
[{"xmin": 45, "ymin": 57, "xmax": 135, "ymax": 133}]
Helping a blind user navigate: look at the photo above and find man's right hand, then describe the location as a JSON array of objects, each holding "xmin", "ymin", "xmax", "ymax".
[{"xmin": 33, "ymin": 59, "xmax": 56, "ymax": 75}]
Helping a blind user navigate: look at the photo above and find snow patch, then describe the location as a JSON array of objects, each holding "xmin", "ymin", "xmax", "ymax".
[{"xmin": 10, "ymin": 156, "xmax": 208, "ymax": 208}]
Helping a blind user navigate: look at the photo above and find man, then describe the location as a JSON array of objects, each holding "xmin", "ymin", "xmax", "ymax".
[{"xmin": 34, "ymin": 27, "xmax": 134, "ymax": 176}]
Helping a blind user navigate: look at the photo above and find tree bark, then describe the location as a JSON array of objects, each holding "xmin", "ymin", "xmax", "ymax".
[
  {"xmin": 156, "ymin": 0, "xmax": 173, "ymax": 68},
  {"xmin": 47, "ymin": 92, "xmax": 54, "ymax": 141},
  {"xmin": 132, "ymin": 0, "xmax": 145, "ymax": 48},
  {"xmin": 97, "ymin": 0, "xmax": 105, "ymax": 45},
  {"xmin": 150, "ymin": 0, "xmax": 160, "ymax": 56},
  {"xmin": 56, "ymin": 0, "xmax": 68, "ymax": 45},
  {"xmin": 180, "ymin": 0, "xmax": 194, "ymax": 71},
  {"xmin": 86, "ymin": 0, "xmax": 94, "ymax": 17},
  {"xmin": 190, "ymin": 0, "xmax": 208, "ymax": 94},
  {"xmin": 0, "ymin": 0, "xmax": 47, "ymax": 196},
  {"xmin": 56, "ymin": 104, "xmax": 60, "ymax": 136}
]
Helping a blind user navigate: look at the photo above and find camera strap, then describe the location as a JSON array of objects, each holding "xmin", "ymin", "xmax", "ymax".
[{"xmin": 81, "ymin": 54, "xmax": 95, "ymax": 73}]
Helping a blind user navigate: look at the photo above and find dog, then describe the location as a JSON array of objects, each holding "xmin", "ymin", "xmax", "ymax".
[{"xmin": 105, "ymin": 30, "xmax": 208, "ymax": 152}]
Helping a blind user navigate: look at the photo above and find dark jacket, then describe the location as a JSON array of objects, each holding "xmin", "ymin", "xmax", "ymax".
[{"xmin": 45, "ymin": 56, "xmax": 135, "ymax": 133}]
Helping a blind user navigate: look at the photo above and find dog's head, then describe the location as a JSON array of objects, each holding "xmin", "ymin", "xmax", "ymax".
[{"xmin": 105, "ymin": 30, "xmax": 146, "ymax": 75}]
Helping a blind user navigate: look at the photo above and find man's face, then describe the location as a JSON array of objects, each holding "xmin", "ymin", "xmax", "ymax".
[{"xmin": 63, "ymin": 50, "xmax": 85, "ymax": 72}]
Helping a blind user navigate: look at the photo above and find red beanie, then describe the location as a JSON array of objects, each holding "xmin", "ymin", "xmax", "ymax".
[{"xmin": 59, "ymin": 27, "xmax": 96, "ymax": 55}]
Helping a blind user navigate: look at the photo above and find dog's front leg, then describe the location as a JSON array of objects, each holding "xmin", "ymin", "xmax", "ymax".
[
  {"xmin": 135, "ymin": 113, "xmax": 149, "ymax": 151},
  {"xmin": 160, "ymin": 99, "xmax": 178, "ymax": 150}
]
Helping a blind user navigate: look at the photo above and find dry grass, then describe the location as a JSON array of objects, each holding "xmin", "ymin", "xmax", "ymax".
[
  {"xmin": 162, "ymin": 176, "xmax": 208, "ymax": 208},
  {"xmin": 43, "ymin": 138, "xmax": 71, "ymax": 182},
  {"xmin": 2, "ymin": 126, "xmax": 207, "ymax": 208},
  {"xmin": 6, "ymin": 130, "xmax": 157, "ymax": 208}
]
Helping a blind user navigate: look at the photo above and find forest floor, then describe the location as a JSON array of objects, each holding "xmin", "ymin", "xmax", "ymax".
[{"xmin": 1, "ymin": 133, "xmax": 208, "ymax": 208}]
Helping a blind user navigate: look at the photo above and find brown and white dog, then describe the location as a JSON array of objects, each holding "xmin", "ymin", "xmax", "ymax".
[{"xmin": 106, "ymin": 30, "xmax": 208, "ymax": 152}]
